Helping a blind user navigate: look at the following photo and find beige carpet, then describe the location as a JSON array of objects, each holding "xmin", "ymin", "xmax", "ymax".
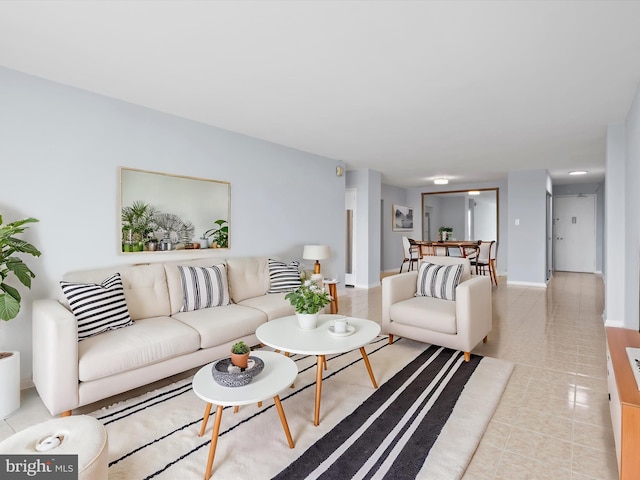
[{"xmin": 90, "ymin": 338, "xmax": 513, "ymax": 479}]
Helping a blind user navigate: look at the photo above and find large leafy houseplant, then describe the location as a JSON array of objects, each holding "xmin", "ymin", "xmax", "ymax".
[
  {"xmin": 285, "ymin": 280, "xmax": 332, "ymax": 314},
  {"xmin": 0, "ymin": 216, "xmax": 41, "ymax": 321}
]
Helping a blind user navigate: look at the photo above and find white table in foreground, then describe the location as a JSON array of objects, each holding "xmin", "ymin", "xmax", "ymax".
[
  {"xmin": 255, "ymin": 314, "xmax": 381, "ymax": 426},
  {"xmin": 192, "ymin": 351, "xmax": 298, "ymax": 480}
]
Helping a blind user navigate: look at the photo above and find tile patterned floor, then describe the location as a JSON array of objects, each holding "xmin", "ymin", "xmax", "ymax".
[{"xmin": 1, "ymin": 271, "xmax": 618, "ymax": 479}]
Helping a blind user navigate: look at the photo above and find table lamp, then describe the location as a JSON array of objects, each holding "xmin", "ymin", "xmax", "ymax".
[{"xmin": 303, "ymin": 245, "xmax": 330, "ymax": 276}]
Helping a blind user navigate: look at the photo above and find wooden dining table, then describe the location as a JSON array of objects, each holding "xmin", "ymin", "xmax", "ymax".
[{"xmin": 413, "ymin": 240, "xmax": 480, "ymax": 258}]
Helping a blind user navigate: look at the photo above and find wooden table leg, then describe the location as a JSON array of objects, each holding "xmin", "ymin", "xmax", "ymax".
[
  {"xmin": 204, "ymin": 405, "xmax": 223, "ymax": 480},
  {"xmin": 328, "ymin": 283, "xmax": 338, "ymax": 314},
  {"xmin": 273, "ymin": 395, "xmax": 295, "ymax": 448},
  {"xmin": 359, "ymin": 347, "xmax": 378, "ymax": 389},
  {"xmin": 314, "ymin": 355, "xmax": 325, "ymax": 426},
  {"xmin": 199, "ymin": 402, "xmax": 212, "ymax": 437}
]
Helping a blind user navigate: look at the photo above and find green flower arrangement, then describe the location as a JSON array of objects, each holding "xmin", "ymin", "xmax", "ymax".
[{"xmin": 285, "ymin": 280, "xmax": 332, "ymax": 314}]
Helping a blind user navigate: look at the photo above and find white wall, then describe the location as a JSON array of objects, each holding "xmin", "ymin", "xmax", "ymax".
[
  {"xmin": 605, "ymin": 124, "xmax": 626, "ymax": 327},
  {"xmin": 507, "ymin": 170, "xmax": 549, "ymax": 287},
  {"xmin": 381, "ymin": 184, "xmax": 409, "ymax": 273},
  {"xmin": 345, "ymin": 168, "xmax": 382, "ymax": 288},
  {"xmin": 0, "ymin": 67, "xmax": 345, "ymax": 383}
]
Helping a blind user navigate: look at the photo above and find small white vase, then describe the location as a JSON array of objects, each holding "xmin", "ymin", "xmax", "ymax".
[{"xmin": 296, "ymin": 312, "xmax": 320, "ymax": 330}]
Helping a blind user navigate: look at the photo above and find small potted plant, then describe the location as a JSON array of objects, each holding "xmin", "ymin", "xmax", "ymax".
[
  {"xmin": 204, "ymin": 219, "xmax": 229, "ymax": 248},
  {"xmin": 230, "ymin": 341, "xmax": 251, "ymax": 369},
  {"xmin": 438, "ymin": 226, "xmax": 453, "ymax": 241},
  {"xmin": 285, "ymin": 280, "xmax": 332, "ymax": 330}
]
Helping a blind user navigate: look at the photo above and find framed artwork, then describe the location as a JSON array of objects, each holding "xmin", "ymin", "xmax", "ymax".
[
  {"xmin": 392, "ymin": 204, "xmax": 414, "ymax": 231},
  {"xmin": 120, "ymin": 167, "xmax": 230, "ymax": 253}
]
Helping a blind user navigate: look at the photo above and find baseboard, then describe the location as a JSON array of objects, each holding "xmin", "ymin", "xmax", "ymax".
[
  {"xmin": 604, "ymin": 318, "xmax": 625, "ymax": 328},
  {"xmin": 506, "ymin": 280, "xmax": 547, "ymax": 288}
]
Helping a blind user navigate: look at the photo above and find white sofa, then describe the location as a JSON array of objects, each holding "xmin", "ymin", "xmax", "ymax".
[
  {"xmin": 381, "ymin": 256, "xmax": 492, "ymax": 361},
  {"xmin": 32, "ymin": 256, "xmax": 298, "ymax": 416}
]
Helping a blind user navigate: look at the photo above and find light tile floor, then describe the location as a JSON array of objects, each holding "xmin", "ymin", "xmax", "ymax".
[{"xmin": 1, "ymin": 271, "xmax": 618, "ymax": 479}]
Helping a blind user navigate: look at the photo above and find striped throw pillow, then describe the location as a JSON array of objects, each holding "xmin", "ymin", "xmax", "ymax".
[
  {"xmin": 177, "ymin": 264, "xmax": 230, "ymax": 312},
  {"xmin": 60, "ymin": 273, "xmax": 133, "ymax": 341},
  {"xmin": 416, "ymin": 262, "xmax": 464, "ymax": 301},
  {"xmin": 267, "ymin": 259, "xmax": 301, "ymax": 293}
]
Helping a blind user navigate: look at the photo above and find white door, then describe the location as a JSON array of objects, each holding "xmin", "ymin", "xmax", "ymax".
[
  {"xmin": 553, "ymin": 195, "xmax": 596, "ymax": 273},
  {"xmin": 345, "ymin": 189, "xmax": 356, "ymax": 286}
]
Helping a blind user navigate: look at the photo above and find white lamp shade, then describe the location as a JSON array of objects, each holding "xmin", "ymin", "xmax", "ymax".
[{"xmin": 302, "ymin": 245, "xmax": 330, "ymax": 260}]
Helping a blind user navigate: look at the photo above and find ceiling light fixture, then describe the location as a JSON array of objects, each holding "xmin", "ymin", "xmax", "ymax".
[
  {"xmin": 569, "ymin": 170, "xmax": 588, "ymax": 176},
  {"xmin": 434, "ymin": 178, "xmax": 449, "ymax": 185},
  {"xmin": 468, "ymin": 190, "xmax": 480, "ymax": 195}
]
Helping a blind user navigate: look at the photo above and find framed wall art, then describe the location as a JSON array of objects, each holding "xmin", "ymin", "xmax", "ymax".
[
  {"xmin": 120, "ymin": 167, "xmax": 230, "ymax": 252},
  {"xmin": 392, "ymin": 204, "xmax": 414, "ymax": 231}
]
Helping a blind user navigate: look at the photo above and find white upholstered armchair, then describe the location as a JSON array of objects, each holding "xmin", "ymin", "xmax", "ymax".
[{"xmin": 382, "ymin": 256, "xmax": 492, "ymax": 361}]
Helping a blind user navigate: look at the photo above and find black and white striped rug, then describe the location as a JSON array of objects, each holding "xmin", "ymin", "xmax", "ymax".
[{"xmin": 91, "ymin": 338, "xmax": 513, "ymax": 480}]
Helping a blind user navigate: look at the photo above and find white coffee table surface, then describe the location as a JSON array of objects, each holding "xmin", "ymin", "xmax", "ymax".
[
  {"xmin": 255, "ymin": 314, "xmax": 381, "ymax": 356},
  {"xmin": 192, "ymin": 351, "xmax": 297, "ymax": 406}
]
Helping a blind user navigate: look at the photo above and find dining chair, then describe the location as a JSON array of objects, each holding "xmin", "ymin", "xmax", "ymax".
[
  {"xmin": 399, "ymin": 236, "xmax": 420, "ymax": 273},
  {"xmin": 459, "ymin": 244, "xmax": 479, "ymax": 261},
  {"xmin": 472, "ymin": 240, "xmax": 497, "ymax": 285}
]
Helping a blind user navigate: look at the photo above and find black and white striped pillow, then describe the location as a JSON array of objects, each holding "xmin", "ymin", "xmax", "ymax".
[
  {"xmin": 60, "ymin": 273, "xmax": 133, "ymax": 341},
  {"xmin": 416, "ymin": 262, "xmax": 464, "ymax": 301},
  {"xmin": 177, "ymin": 264, "xmax": 230, "ymax": 312},
  {"xmin": 267, "ymin": 259, "xmax": 301, "ymax": 293}
]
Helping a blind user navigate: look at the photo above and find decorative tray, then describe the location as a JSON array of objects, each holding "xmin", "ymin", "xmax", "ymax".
[{"xmin": 211, "ymin": 356, "xmax": 264, "ymax": 387}]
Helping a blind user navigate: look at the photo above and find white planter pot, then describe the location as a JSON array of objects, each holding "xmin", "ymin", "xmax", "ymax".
[
  {"xmin": 0, "ymin": 351, "xmax": 20, "ymax": 419},
  {"xmin": 296, "ymin": 313, "xmax": 320, "ymax": 330}
]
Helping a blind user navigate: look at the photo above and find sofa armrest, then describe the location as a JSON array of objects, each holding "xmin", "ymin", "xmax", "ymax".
[
  {"xmin": 382, "ymin": 272, "xmax": 418, "ymax": 330},
  {"xmin": 454, "ymin": 276, "xmax": 492, "ymax": 347},
  {"xmin": 32, "ymin": 299, "xmax": 79, "ymax": 416}
]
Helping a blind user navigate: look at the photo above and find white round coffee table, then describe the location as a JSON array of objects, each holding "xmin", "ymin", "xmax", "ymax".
[
  {"xmin": 255, "ymin": 314, "xmax": 381, "ymax": 426},
  {"xmin": 192, "ymin": 351, "xmax": 297, "ymax": 480}
]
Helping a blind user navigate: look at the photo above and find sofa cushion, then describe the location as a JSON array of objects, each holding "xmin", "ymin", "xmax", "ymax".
[
  {"xmin": 163, "ymin": 257, "xmax": 228, "ymax": 314},
  {"xmin": 389, "ymin": 296, "xmax": 457, "ymax": 334},
  {"xmin": 77, "ymin": 316, "xmax": 200, "ymax": 382},
  {"xmin": 226, "ymin": 257, "xmax": 270, "ymax": 303},
  {"xmin": 60, "ymin": 273, "xmax": 134, "ymax": 341},
  {"xmin": 416, "ymin": 262, "xmax": 463, "ymax": 301},
  {"xmin": 177, "ymin": 264, "xmax": 231, "ymax": 312},
  {"xmin": 267, "ymin": 259, "xmax": 301, "ymax": 293},
  {"xmin": 238, "ymin": 293, "xmax": 296, "ymax": 321},
  {"xmin": 171, "ymin": 304, "xmax": 267, "ymax": 349},
  {"xmin": 60, "ymin": 264, "xmax": 171, "ymax": 320}
]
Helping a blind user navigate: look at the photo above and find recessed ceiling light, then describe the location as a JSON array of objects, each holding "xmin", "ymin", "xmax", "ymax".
[
  {"xmin": 434, "ymin": 178, "xmax": 449, "ymax": 185},
  {"xmin": 569, "ymin": 170, "xmax": 588, "ymax": 176},
  {"xmin": 468, "ymin": 191, "xmax": 480, "ymax": 195}
]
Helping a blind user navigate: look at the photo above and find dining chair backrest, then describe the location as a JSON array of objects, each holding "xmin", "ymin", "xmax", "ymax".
[
  {"xmin": 402, "ymin": 236, "xmax": 411, "ymax": 257},
  {"xmin": 489, "ymin": 241, "xmax": 497, "ymax": 260},
  {"xmin": 477, "ymin": 241, "xmax": 494, "ymax": 262}
]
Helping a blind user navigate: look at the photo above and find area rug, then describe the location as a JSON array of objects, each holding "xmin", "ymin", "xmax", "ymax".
[{"xmin": 89, "ymin": 338, "xmax": 513, "ymax": 480}]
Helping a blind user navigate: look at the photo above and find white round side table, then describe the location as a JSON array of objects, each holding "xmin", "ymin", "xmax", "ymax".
[{"xmin": 192, "ymin": 350, "xmax": 297, "ymax": 480}]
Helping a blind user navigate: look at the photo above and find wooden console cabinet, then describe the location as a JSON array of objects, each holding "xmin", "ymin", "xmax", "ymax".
[{"xmin": 606, "ymin": 327, "xmax": 640, "ymax": 479}]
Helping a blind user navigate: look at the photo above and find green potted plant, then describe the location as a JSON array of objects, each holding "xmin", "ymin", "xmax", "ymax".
[
  {"xmin": 230, "ymin": 341, "xmax": 251, "ymax": 369},
  {"xmin": 285, "ymin": 280, "xmax": 332, "ymax": 330},
  {"xmin": 438, "ymin": 226, "xmax": 453, "ymax": 241},
  {"xmin": 121, "ymin": 201, "xmax": 158, "ymax": 252},
  {"xmin": 0, "ymin": 216, "xmax": 41, "ymax": 321},
  {"xmin": 204, "ymin": 219, "xmax": 229, "ymax": 248},
  {"xmin": 0, "ymin": 215, "xmax": 40, "ymax": 419}
]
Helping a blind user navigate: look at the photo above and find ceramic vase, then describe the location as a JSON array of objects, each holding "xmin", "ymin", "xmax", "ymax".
[{"xmin": 296, "ymin": 312, "xmax": 320, "ymax": 330}]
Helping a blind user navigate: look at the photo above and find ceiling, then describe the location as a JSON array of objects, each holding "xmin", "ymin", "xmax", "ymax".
[{"xmin": 2, "ymin": 1, "xmax": 640, "ymax": 188}]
